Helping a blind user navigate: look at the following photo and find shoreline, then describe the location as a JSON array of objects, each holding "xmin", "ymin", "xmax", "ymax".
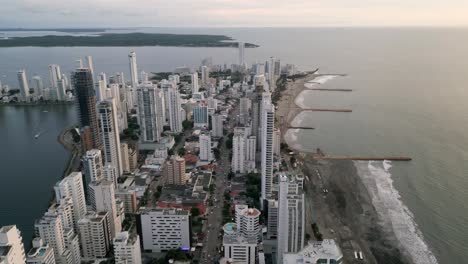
[
  {"xmin": 57, "ymin": 126, "xmax": 81, "ymax": 178},
  {"xmin": 277, "ymin": 74, "xmax": 414, "ymax": 263}
]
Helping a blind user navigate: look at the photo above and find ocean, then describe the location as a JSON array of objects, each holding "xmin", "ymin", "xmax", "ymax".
[{"xmin": 1, "ymin": 27, "xmax": 467, "ymax": 262}]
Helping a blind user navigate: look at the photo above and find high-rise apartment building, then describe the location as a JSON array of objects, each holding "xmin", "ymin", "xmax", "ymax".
[
  {"xmin": 201, "ymin": 66, "xmax": 210, "ymax": 86},
  {"xmin": 211, "ymin": 114, "xmax": 224, "ymax": 138},
  {"xmin": 82, "ymin": 149, "xmax": 103, "ymax": 186},
  {"xmin": 136, "ymin": 83, "xmax": 164, "ymax": 143},
  {"xmin": 198, "ymin": 133, "xmax": 212, "ymax": 162},
  {"xmin": 113, "ymin": 232, "xmax": 142, "ymax": 264},
  {"xmin": 238, "ymin": 42, "xmax": 245, "ymax": 66},
  {"xmin": 88, "ymin": 180, "xmax": 120, "ymax": 239},
  {"xmin": 0, "ymin": 225, "xmax": 26, "ymax": 264},
  {"xmin": 54, "ymin": 172, "xmax": 87, "ymax": 231},
  {"xmin": 168, "ymin": 88, "xmax": 183, "ymax": 133},
  {"xmin": 193, "ymin": 105, "xmax": 209, "ymax": 128},
  {"xmin": 232, "ymin": 128, "xmax": 246, "ymax": 173},
  {"xmin": 97, "ymin": 99, "xmax": 123, "ymax": 176},
  {"xmin": 191, "ymin": 72, "xmax": 199, "ymax": 93},
  {"xmin": 277, "ymin": 173, "xmax": 305, "ymax": 263},
  {"xmin": 163, "ymin": 156, "xmax": 186, "ymax": 185},
  {"xmin": 17, "ymin": 69, "xmax": 30, "ymax": 102},
  {"xmin": 26, "ymin": 238, "xmax": 55, "ymax": 264},
  {"xmin": 261, "ymin": 101, "xmax": 275, "ymax": 203},
  {"xmin": 77, "ymin": 212, "xmax": 111, "ymax": 259}
]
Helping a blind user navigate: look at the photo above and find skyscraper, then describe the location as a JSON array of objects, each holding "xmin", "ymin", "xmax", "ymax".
[
  {"xmin": 136, "ymin": 83, "xmax": 164, "ymax": 143},
  {"xmin": 48, "ymin": 64, "xmax": 63, "ymax": 101},
  {"xmin": 168, "ymin": 88, "xmax": 183, "ymax": 133},
  {"xmin": 73, "ymin": 68, "xmax": 101, "ymax": 150},
  {"xmin": 277, "ymin": 173, "xmax": 305, "ymax": 263},
  {"xmin": 17, "ymin": 69, "xmax": 30, "ymax": 102},
  {"xmin": 199, "ymin": 133, "xmax": 212, "ymax": 162},
  {"xmin": 54, "ymin": 172, "xmax": 87, "ymax": 231},
  {"xmin": 211, "ymin": 114, "xmax": 224, "ymax": 138},
  {"xmin": 0, "ymin": 225, "xmax": 26, "ymax": 264},
  {"xmin": 128, "ymin": 51, "xmax": 138, "ymax": 107},
  {"xmin": 201, "ymin": 66, "xmax": 210, "ymax": 86},
  {"xmin": 83, "ymin": 149, "xmax": 103, "ymax": 186},
  {"xmin": 191, "ymin": 72, "xmax": 199, "ymax": 93},
  {"xmin": 238, "ymin": 42, "xmax": 245, "ymax": 66},
  {"xmin": 86, "ymin": 56, "xmax": 94, "ymax": 76},
  {"xmin": 88, "ymin": 180, "xmax": 120, "ymax": 239},
  {"xmin": 97, "ymin": 99, "xmax": 123, "ymax": 176},
  {"xmin": 232, "ymin": 127, "xmax": 246, "ymax": 173},
  {"xmin": 77, "ymin": 212, "xmax": 111, "ymax": 259},
  {"xmin": 261, "ymin": 100, "xmax": 275, "ymax": 203},
  {"xmin": 193, "ymin": 104, "xmax": 209, "ymax": 128},
  {"xmin": 32, "ymin": 75, "xmax": 44, "ymax": 99}
]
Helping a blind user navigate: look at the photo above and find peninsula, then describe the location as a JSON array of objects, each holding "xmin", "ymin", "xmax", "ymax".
[{"xmin": 0, "ymin": 32, "xmax": 259, "ymax": 48}]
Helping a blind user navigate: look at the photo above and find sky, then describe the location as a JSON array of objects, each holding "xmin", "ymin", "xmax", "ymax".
[{"xmin": 1, "ymin": 0, "xmax": 468, "ymax": 28}]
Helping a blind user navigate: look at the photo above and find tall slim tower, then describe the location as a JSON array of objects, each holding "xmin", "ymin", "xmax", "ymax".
[
  {"xmin": 199, "ymin": 133, "xmax": 211, "ymax": 162},
  {"xmin": 97, "ymin": 99, "xmax": 123, "ymax": 177},
  {"xmin": 201, "ymin": 66, "xmax": 210, "ymax": 87},
  {"xmin": 17, "ymin": 69, "xmax": 30, "ymax": 101},
  {"xmin": 83, "ymin": 149, "xmax": 104, "ymax": 186},
  {"xmin": 128, "ymin": 52, "xmax": 138, "ymax": 86},
  {"xmin": 261, "ymin": 101, "xmax": 275, "ymax": 203},
  {"xmin": 54, "ymin": 172, "xmax": 87, "ymax": 231},
  {"xmin": 238, "ymin": 42, "xmax": 245, "ymax": 66},
  {"xmin": 136, "ymin": 83, "xmax": 164, "ymax": 143},
  {"xmin": 191, "ymin": 72, "xmax": 199, "ymax": 94},
  {"xmin": 49, "ymin": 64, "xmax": 62, "ymax": 101},
  {"xmin": 73, "ymin": 68, "xmax": 101, "ymax": 150},
  {"xmin": 168, "ymin": 88, "xmax": 183, "ymax": 133},
  {"xmin": 163, "ymin": 156, "xmax": 186, "ymax": 185},
  {"xmin": 232, "ymin": 127, "xmax": 246, "ymax": 173},
  {"xmin": 86, "ymin": 55, "xmax": 94, "ymax": 77},
  {"xmin": 277, "ymin": 173, "xmax": 305, "ymax": 263},
  {"xmin": 32, "ymin": 75, "xmax": 44, "ymax": 98}
]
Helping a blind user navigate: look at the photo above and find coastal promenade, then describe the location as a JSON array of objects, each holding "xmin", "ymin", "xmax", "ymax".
[{"xmin": 57, "ymin": 126, "xmax": 81, "ymax": 178}]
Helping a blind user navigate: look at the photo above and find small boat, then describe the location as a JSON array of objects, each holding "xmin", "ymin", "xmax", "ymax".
[
  {"xmin": 359, "ymin": 251, "xmax": 364, "ymax": 260},
  {"xmin": 354, "ymin": 251, "xmax": 358, "ymax": 259},
  {"xmin": 42, "ymin": 110, "xmax": 49, "ymax": 113},
  {"xmin": 34, "ymin": 134, "xmax": 40, "ymax": 139}
]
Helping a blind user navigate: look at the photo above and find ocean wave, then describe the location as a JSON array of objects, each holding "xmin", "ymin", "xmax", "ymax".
[{"xmin": 355, "ymin": 161, "xmax": 439, "ymax": 264}]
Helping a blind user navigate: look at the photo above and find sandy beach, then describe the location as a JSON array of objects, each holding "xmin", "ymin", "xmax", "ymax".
[{"xmin": 276, "ymin": 74, "xmax": 413, "ymax": 264}]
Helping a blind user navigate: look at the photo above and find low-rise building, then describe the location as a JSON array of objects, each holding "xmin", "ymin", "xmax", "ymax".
[
  {"xmin": 282, "ymin": 240, "xmax": 343, "ymax": 264},
  {"xmin": 137, "ymin": 208, "xmax": 191, "ymax": 253}
]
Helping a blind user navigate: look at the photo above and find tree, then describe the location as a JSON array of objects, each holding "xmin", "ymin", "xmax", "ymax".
[
  {"xmin": 182, "ymin": 120, "xmax": 193, "ymax": 130},
  {"xmin": 190, "ymin": 207, "xmax": 201, "ymax": 217},
  {"xmin": 213, "ymin": 148, "xmax": 221, "ymax": 159},
  {"xmin": 178, "ymin": 147, "xmax": 186, "ymax": 156}
]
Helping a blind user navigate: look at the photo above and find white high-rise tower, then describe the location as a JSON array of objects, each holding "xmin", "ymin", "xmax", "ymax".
[
  {"xmin": 277, "ymin": 173, "xmax": 305, "ymax": 263},
  {"xmin": 0, "ymin": 225, "xmax": 26, "ymax": 264},
  {"xmin": 137, "ymin": 83, "xmax": 164, "ymax": 143},
  {"xmin": 17, "ymin": 69, "xmax": 30, "ymax": 101},
  {"xmin": 261, "ymin": 100, "xmax": 275, "ymax": 203},
  {"xmin": 54, "ymin": 172, "xmax": 87, "ymax": 231},
  {"xmin": 238, "ymin": 42, "xmax": 245, "ymax": 66},
  {"xmin": 168, "ymin": 88, "xmax": 183, "ymax": 133}
]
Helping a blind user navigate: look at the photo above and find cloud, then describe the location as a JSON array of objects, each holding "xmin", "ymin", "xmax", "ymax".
[{"xmin": 1, "ymin": 0, "xmax": 468, "ymax": 27}]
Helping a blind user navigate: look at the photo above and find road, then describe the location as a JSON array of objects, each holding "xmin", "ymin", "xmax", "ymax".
[{"xmin": 199, "ymin": 100, "xmax": 238, "ymax": 263}]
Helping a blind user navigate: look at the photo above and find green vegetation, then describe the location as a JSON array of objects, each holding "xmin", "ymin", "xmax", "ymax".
[
  {"xmin": 153, "ymin": 186, "xmax": 163, "ymax": 200},
  {"xmin": 120, "ymin": 116, "xmax": 139, "ymax": 141},
  {"xmin": 225, "ymin": 133, "xmax": 234, "ymax": 149},
  {"xmin": 182, "ymin": 120, "xmax": 194, "ymax": 131},
  {"xmin": 272, "ymin": 75, "xmax": 287, "ymax": 104},
  {"xmin": 245, "ymin": 173, "xmax": 261, "ymax": 208},
  {"xmin": 312, "ymin": 223, "xmax": 323, "ymax": 241},
  {"xmin": 213, "ymin": 148, "xmax": 221, "ymax": 160},
  {"xmin": 0, "ymin": 33, "xmax": 259, "ymax": 48},
  {"xmin": 150, "ymin": 72, "xmax": 172, "ymax": 81},
  {"xmin": 191, "ymin": 207, "xmax": 201, "ymax": 217},
  {"xmin": 178, "ymin": 147, "xmax": 186, "ymax": 156}
]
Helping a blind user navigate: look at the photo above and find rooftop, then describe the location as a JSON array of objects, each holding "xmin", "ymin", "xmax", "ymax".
[{"xmin": 283, "ymin": 239, "xmax": 343, "ymax": 264}]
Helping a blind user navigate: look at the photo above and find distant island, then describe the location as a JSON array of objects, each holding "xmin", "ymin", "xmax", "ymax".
[
  {"xmin": 0, "ymin": 33, "xmax": 259, "ymax": 48},
  {"xmin": 0, "ymin": 28, "xmax": 108, "ymax": 33}
]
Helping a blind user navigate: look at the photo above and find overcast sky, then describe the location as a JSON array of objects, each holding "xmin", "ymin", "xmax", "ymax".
[{"xmin": 2, "ymin": 0, "xmax": 468, "ymax": 27}]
